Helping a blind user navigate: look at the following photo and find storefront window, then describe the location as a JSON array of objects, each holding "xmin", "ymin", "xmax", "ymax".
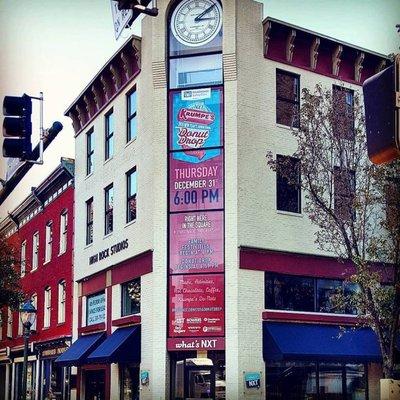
[
  {"xmin": 266, "ymin": 361, "xmax": 317, "ymax": 400},
  {"xmin": 120, "ymin": 365, "xmax": 139, "ymax": 400},
  {"xmin": 86, "ymin": 292, "xmax": 106, "ymax": 326},
  {"xmin": 317, "ymin": 279, "xmax": 342, "ymax": 313},
  {"xmin": 346, "ymin": 364, "xmax": 366, "ymax": 400},
  {"xmin": 121, "ymin": 279, "xmax": 141, "ymax": 316},
  {"xmin": 266, "ymin": 361, "xmax": 366, "ymax": 400},
  {"xmin": 319, "ymin": 363, "xmax": 343, "ymax": 399}
]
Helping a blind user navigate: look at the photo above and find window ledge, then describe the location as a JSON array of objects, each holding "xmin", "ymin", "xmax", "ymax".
[
  {"xmin": 31, "ymin": 268, "xmax": 38, "ymax": 273},
  {"xmin": 125, "ymin": 137, "xmax": 137, "ymax": 148},
  {"xmin": 84, "ymin": 242, "xmax": 93, "ymax": 250},
  {"xmin": 276, "ymin": 123, "xmax": 299, "ymax": 132},
  {"xmin": 79, "ymin": 322, "xmax": 106, "ymax": 334},
  {"xmin": 43, "ymin": 260, "xmax": 51, "ymax": 266},
  {"xmin": 125, "ymin": 219, "xmax": 137, "ymax": 228},
  {"xmin": 276, "ymin": 210, "xmax": 303, "ymax": 218},
  {"xmin": 103, "ymin": 232, "xmax": 113, "ymax": 239},
  {"xmin": 85, "ymin": 172, "xmax": 94, "ymax": 181},
  {"xmin": 57, "ymin": 322, "xmax": 66, "ymax": 327},
  {"xmin": 58, "ymin": 251, "xmax": 66, "ymax": 257},
  {"xmin": 112, "ymin": 315, "xmax": 141, "ymax": 327},
  {"xmin": 263, "ymin": 309, "xmax": 359, "ymax": 325},
  {"xmin": 103, "ymin": 157, "xmax": 114, "ymax": 166}
]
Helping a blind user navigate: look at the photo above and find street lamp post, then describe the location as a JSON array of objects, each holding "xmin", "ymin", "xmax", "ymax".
[{"xmin": 19, "ymin": 300, "xmax": 37, "ymax": 400}]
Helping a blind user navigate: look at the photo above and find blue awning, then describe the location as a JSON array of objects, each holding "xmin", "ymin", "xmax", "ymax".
[
  {"xmin": 55, "ymin": 332, "xmax": 105, "ymax": 367},
  {"xmin": 86, "ymin": 326, "xmax": 140, "ymax": 364},
  {"xmin": 263, "ymin": 322, "xmax": 381, "ymax": 362}
]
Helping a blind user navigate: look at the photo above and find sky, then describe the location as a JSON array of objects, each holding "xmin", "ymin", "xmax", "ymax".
[{"xmin": 0, "ymin": 0, "xmax": 399, "ymax": 218}]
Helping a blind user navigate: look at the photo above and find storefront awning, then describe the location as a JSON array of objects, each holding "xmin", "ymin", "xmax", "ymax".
[
  {"xmin": 263, "ymin": 322, "xmax": 381, "ymax": 362},
  {"xmin": 86, "ymin": 326, "xmax": 140, "ymax": 364},
  {"xmin": 55, "ymin": 332, "xmax": 105, "ymax": 367}
]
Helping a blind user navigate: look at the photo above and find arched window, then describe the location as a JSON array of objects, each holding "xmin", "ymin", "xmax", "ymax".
[{"xmin": 58, "ymin": 280, "xmax": 66, "ymax": 324}]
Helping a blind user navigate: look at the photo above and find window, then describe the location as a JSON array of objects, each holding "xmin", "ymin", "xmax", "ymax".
[
  {"xmin": 334, "ymin": 167, "xmax": 355, "ymax": 221},
  {"xmin": 59, "ymin": 210, "xmax": 68, "ymax": 254},
  {"xmin": 86, "ymin": 198, "xmax": 94, "ymax": 245},
  {"xmin": 7, "ymin": 307, "xmax": 12, "ymax": 338},
  {"xmin": 18, "ymin": 303, "xmax": 23, "ymax": 336},
  {"xmin": 31, "ymin": 294, "xmax": 37, "ymax": 331},
  {"xmin": 105, "ymin": 184, "xmax": 114, "ymax": 235},
  {"xmin": 127, "ymin": 89, "xmax": 137, "ymax": 142},
  {"xmin": 169, "ymin": 54, "xmax": 223, "ymax": 89},
  {"xmin": 276, "ymin": 69, "xmax": 300, "ymax": 128},
  {"xmin": 332, "ymin": 85, "xmax": 354, "ymax": 139},
  {"xmin": 121, "ymin": 278, "xmax": 141, "ymax": 316},
  {"xmin": 44, "ymin": 286, "xmax": 51, "ymax": 328},
  {"xmin": 0, "ymin": 312, "xmax": 2, "ymax": 341},
  {"xmin": 45, "ymin": 221, "xmax": 53, "ymax": 263},
  {"xmin": 265, "ymin": 273, "xmax": 358, "ymax": 315},
  {"xmin": 20, "ymin": 241, "xmax": 26, "ymax": 277},
  {"xmin": 86, "ymin": 292, "xmax": 106, "ymax": 326},
  {"xmin": 266, "ymin": 361, "xmax": 366, "ymax": 400},
  {"xmin": 105, "ymin": 110, "xmax": 114, "ymax": 160},
  {"xmin": 87, "ymin": 128, "xmax": 94, "ymax": 175},
  {"xmin": 121, "ymin": 365, "xmax": 140, "ymax": 400},
  {"xmin": 265, "ymin": 274, "xmax": 314, "ymax": 312},
  {"xmin": 126, "ymin": 168, "xmax": 137, "ymax": 223},
  {"xmin": 32, "ymin": 231, "xmax": 39, "ymax": 270},
  {"xmin": 276, "ymin": 155, "xmax": 301, "ymax": 213},
  {"xmin": 58, "ymin": 280, "xmax": 66, "ymax": 324}
]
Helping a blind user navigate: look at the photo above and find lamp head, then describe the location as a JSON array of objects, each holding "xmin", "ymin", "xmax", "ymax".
[{"xmin": 19, "ymin": 299, "xmax": 37, "ymax": 328}]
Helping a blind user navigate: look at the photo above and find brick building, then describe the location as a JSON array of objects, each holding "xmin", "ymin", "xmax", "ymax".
[
  {"xmin": 58, "ymin": 0, "xmax": 389, "ymax": 399},
  {"xmin": 0, "ymin": 158, "xmax": 74, "ymax": 400}
]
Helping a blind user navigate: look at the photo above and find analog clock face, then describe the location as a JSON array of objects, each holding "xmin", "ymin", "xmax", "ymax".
[{"xmin": 171, "ymin": 0, "xmax": 222, "ymax": 47}]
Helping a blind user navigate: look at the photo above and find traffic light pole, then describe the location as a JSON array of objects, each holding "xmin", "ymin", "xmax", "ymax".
[{"xmin": 27, "ymin": 92, "xmax": 44, "ymax": 165}]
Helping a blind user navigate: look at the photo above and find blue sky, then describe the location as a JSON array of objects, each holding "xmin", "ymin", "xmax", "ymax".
[{"xmin": 0, "ymin": 0, "xmax": 398, "ymax": 216}]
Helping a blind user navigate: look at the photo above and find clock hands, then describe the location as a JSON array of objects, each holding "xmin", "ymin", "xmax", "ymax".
[{"xmin": 194, "ymin": 2, "xmax": 216, "ymax": 22}]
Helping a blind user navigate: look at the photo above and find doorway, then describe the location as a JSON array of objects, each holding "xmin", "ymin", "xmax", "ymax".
[{"xmin": 84, "ymin": 369, "xmax": 105, "ymax": 400}]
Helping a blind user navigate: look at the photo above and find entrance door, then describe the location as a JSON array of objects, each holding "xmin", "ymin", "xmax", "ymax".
[
  {"xmin": 84, "ymin": 370, "xmax": 105, "ymax": 400},
  {"xmin": 185, "ymin": 366, "xmax": 215, "ymax": 400}
]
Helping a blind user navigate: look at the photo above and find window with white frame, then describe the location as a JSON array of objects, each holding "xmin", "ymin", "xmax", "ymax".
[
  {"xmin": 18, "ymin": 303, "xmax": 23, "ymax": 336},
  {"xmin": 59, "ymin": 211, "xmax": 68, "ymax": 254},
  {"xmin": 20, "ymin": 241, "xmax": 26, "ymax": 277},
  {"xmin": 0, "ymin": 312, "xmax": 2, "ymax": 340},
  {"xmin": 7, "ymin": 307, "xmax": 12, "ymax": 338},
  {"xmin": 45, "ymin": 221, "xmax": 53, "ymax": 263},
  {"xmin": 58, "ymin": 280, "xmax": 66, "ymax": 324},
  {"xmin": 31, "ymin": 294, "xmax": 37, "ymax": 331},
  {"xmin": 44, "ymin": 286, "xmax": 51, "ymax": 328},
  {"xmin": 32, "ymin": 231, "xmax": 39, "ymax": 270}
]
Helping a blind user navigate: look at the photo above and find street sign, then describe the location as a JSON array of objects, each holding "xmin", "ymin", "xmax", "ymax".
[
  {"xmin": 5, "ymin": 157, "xmax": 25, "ymax": 182},
  {"xmin": 110, "ymin": 0, "xmax": 133, "ymax": 40}
]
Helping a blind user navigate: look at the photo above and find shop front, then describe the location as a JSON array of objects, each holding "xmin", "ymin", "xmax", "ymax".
[
  {"xmin": 36, "ymin": 339, "xmax": 71, "ymax": 400},
  {"xmin": 0, "ymin": 348, "xmax": 11, "ymax": 400},
  {"xmin": 12, "ymin": 354, "xmax": 38, "ymax": 400},
  {"xmin": 263, "ymin": 322, "xmax": 382, "ymax": 400}
]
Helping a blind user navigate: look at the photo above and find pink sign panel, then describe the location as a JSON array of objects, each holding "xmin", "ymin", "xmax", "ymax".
[
  {"xmin": 167, "ymin": 337, "xmax": 225, "ymax": 351},
  {"xmin": 170, "ymin": 211, "xmax": 224, "ymax": 275},
  {"xmin": 169, "ymin": 274, "xmax": 224, "ymax": 338},
  {"xmin": 169, "ymin": 152, "xmax": 223, "ymax": 212}
]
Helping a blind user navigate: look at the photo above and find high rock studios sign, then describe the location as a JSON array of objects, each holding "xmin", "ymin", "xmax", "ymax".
[{"xmin": 89, "ymin": 239, "xmax": 129, "ymax": 265}]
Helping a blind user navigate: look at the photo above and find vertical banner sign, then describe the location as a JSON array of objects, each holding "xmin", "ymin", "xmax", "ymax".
[{"xmin": 168, "ymin": 87, "xmax": 225, "ymax": 351}]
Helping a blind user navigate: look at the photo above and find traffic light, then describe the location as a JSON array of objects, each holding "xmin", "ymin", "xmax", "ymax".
[
  {"xmin": 2, "ymin": 94, "xmax": 32, "ymax": 160},
  {"xmin": 363, "ymin": 55, "xmax": 400, "ymax": 164},
  {"xmin": 116, "ymin": 0, "xmax": 157, "ymax": 16}
]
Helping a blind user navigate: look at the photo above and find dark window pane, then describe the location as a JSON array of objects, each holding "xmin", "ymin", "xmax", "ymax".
[
  {"xmin": 122, "ymin": 279, "xmax": 141, "ymax": 316},
  {"xmin": 346, "ymin": 364, "xmax": 366, "ymax": 400},
  {"xmin": 121, "ymin": 365, "xmax": 140, "ymax": 400},
  {"xmin": 265, "ymin": 273, "xmax": 314, "ymax": 312},
  {"xmin": 276, "ymin": 70, "xmax": 300, "ymax": 128},
  {"xmin": 128, "ymin": 117, "xmax": 137, "ymax": 142},
  {"xmin": 86, "ymin": 130, "xmax": 94, "ymax": 175},
  {"xmin": 319, "ymin": 363, "xmax": 343, "ymax": 399},
  {"xmin": 266, "ymin": 361, "xmax": 317, "ymax": 400},
  {"xmin": 127, "ymin": 90, "xmax": 137, "ymax": 142},
  {"xmin": 105, "ymin": 185, "xmax": 114, "ymax": 234},
  {"xmin": 105, "ymin": 111, "xmax": 114, "ymax": 160},
  {"xmin": 317, "ymin": 279, "xmax": 342, "ymax": 313},
  {"xmin": 86, "ymin": 198, "xmax": 93, "ymax": 245},
  {"xmin": 276, "ymin": 155, "xmax": 301, "ymax": 213},
  {"xmin": 127, "ymin": 169, "xmax": 137, "ymax": 223}
]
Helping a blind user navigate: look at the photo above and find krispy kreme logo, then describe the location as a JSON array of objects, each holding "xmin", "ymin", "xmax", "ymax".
[{"xmin": 178, "ymin": 108, "xmax": 215, "ymax": 125}]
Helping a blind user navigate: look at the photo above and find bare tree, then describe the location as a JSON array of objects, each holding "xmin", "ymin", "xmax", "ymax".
[{"xmin": 267, "ymin": 83, "xmax": 400, "ymax": 378}]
